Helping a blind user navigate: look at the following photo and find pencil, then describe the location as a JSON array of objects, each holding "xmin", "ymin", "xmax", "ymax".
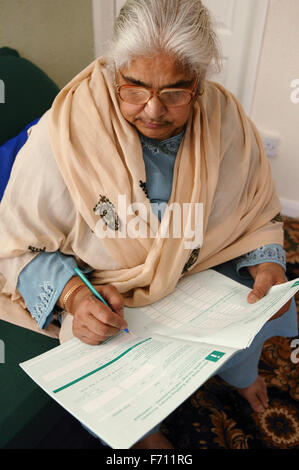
[{"xmin": 74, "ymin": 267, "xmax": 129, "ymax": 333}]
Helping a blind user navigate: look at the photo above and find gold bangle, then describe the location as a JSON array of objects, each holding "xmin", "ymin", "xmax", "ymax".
[{"xmin": 62, "ymin": 282, "xmax": 85, "ymax": 311}]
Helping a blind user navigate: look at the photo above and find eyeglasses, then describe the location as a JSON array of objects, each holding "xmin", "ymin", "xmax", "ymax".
[{"xmin": 115, "ymin": 76, "xmax": 200, "ymax": 107}]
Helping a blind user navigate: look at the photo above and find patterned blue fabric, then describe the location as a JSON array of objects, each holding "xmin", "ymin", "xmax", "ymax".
[
  {"xmin": 139, "ymin": 130, "xmax": 184, "ymax": 221},
  {"xmin": 15, "ymin": 128, "xmax": 286, "ymax": 329},
  {"xmin": 17, "ymin": 251, "xmax": 92, "ymax": 329},
  {"xmin": 234, "ymin": 244, "xmax": 286, "ymax": 279},
  {"xmin": 0, "ymin": 118, "xmax": 40, "ymax": 201}
]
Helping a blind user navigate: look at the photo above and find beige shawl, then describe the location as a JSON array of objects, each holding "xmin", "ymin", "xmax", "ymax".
[{"xmin": 0, "ymin": 57, "xmax": 283, "ymax": 338}]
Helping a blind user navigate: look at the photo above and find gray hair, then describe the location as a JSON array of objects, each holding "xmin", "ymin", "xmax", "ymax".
[{"xmin": 107, "ymin": 0, "xmax": 222, "ymax": 83}]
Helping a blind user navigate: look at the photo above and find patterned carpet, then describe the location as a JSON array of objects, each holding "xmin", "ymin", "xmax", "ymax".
[{"xmin": 161, "ymin": 216, "xmax": 299, "ymax": 449}]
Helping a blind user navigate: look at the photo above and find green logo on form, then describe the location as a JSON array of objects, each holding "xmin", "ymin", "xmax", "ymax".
[{"xmin": 205, "ymin": 351, "xmax": 225, "ymax": 362}]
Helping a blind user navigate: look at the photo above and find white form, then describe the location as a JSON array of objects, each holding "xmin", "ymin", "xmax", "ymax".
[
  {"xmin": 124, "ymin": 270, "xmax": 299, "ymax": 349},
  {"xmin": 20, "ymin": 332, "xmax": 236, "ymax": 449},
  {"xmin": 20, "ymin": 271, "xmax": 299, "ymax": 448}
]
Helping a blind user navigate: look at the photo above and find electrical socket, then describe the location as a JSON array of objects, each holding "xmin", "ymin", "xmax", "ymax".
[{"xmin": 260, "ymin": 133, "xmax": 280, "ymax": 158}]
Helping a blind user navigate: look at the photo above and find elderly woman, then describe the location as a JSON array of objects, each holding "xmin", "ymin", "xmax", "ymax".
[{"xmin": 0, "ymin": 0, "xmax": 297, "ymax": 449}]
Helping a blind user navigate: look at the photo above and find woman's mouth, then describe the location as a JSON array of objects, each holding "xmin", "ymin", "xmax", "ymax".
[{"xmin": 142, "ymin": 121, "xmax": 166, "ymax": 129}]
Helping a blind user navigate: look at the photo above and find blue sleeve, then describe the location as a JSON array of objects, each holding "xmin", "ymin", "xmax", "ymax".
[
  {"xmin": 17, "ymin": 251, "xmax": 93, "ymax": 329},
  {"xmin": 233, "ymin": 244, "xmax": 286, "ymax": 279},
  {"xmin": 0, "ymin": 119, "xmax": 40, "ymax": 201}
]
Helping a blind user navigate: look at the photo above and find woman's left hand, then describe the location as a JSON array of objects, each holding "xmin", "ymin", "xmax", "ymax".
[{"xmin": 247, "ymin": 262, "xmax": 291, "ymax": 321}]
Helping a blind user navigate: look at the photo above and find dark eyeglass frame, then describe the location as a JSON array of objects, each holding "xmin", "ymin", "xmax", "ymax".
[{"xmin": 115, "ymin": 75, "xmax": 201, "ymax": 107}]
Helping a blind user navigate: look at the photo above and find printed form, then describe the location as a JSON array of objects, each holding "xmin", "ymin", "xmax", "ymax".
[
  {"xmin": 125, "ymin": 270, "xmax": 299, "ymax": 349},
  {"xmin": 20, "ymin": 270, "xmax": 299, "ymax": 448},
  {"xmin": 20, "ymin": 333, "xmax": 236, "ymax": 448}
]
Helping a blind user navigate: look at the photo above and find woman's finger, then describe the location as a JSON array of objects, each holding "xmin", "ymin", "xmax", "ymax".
[
  {"xmin": 85, "ymin": 311, "xmax": 122, "ymax": 337},
  {"xmin": 87, "ymin": 293, "xmax": 128, "ymax": 330},
  {"xmin": 72, "ymin": 324, "xmax": 107, "ymax": 345},
  {"xmin": 94, "ymin": 284, "xmax": 125, "ymax": 316},
  {"xmin": 75, "ymin": 293, "xmax": 127, "ymax": 330}
]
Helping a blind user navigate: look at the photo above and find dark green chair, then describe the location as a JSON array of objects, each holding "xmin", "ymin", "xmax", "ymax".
[
  {"xmin": 0, "ymin": 47, "xmax": 59, "ymax": 146},
  {"xmin": 0, "ymin": 321, "xmax": 103, "ymax": 448}
]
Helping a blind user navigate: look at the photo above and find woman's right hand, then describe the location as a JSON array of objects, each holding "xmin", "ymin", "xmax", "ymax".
[{"xmin": 63, "ymin": 281, "xmax": 128, "ymax": 345}]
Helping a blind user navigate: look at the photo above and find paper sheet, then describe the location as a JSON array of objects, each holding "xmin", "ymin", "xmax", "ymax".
[
  {"xmin": 20, "ymin": 270, "xmax": 299, "ymax": 448},
  {"xmin": 124, "ymin": 271, "xmax": 299, "ymax": 349},
  {"xmin": 20, "ymin": 332, "xmax": 236, "ymax": 449}
]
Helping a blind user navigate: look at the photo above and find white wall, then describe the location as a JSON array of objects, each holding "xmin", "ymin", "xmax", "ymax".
[
  {"xmin": 251, "ymin": 0, "xmax": 299, "ymax": 217},
  {"xmin": 0, "ymin": 0, "xmax": 94, "ymax": 88}
]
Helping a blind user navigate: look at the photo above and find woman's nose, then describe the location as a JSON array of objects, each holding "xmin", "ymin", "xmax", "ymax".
[{"xmin": 143, "ymin": 95, "xmax": 167, "ymax": 120}]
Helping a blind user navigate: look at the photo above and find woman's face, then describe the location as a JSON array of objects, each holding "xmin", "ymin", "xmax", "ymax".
[{"xmin": 117, "ymin": 54, "xmax": 197, "ymax": 141}]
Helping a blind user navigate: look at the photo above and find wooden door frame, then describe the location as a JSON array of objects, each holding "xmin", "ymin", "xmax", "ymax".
[{"xmin": 239, "ymin": 0, "xmax": 269, "ymax": 115}]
